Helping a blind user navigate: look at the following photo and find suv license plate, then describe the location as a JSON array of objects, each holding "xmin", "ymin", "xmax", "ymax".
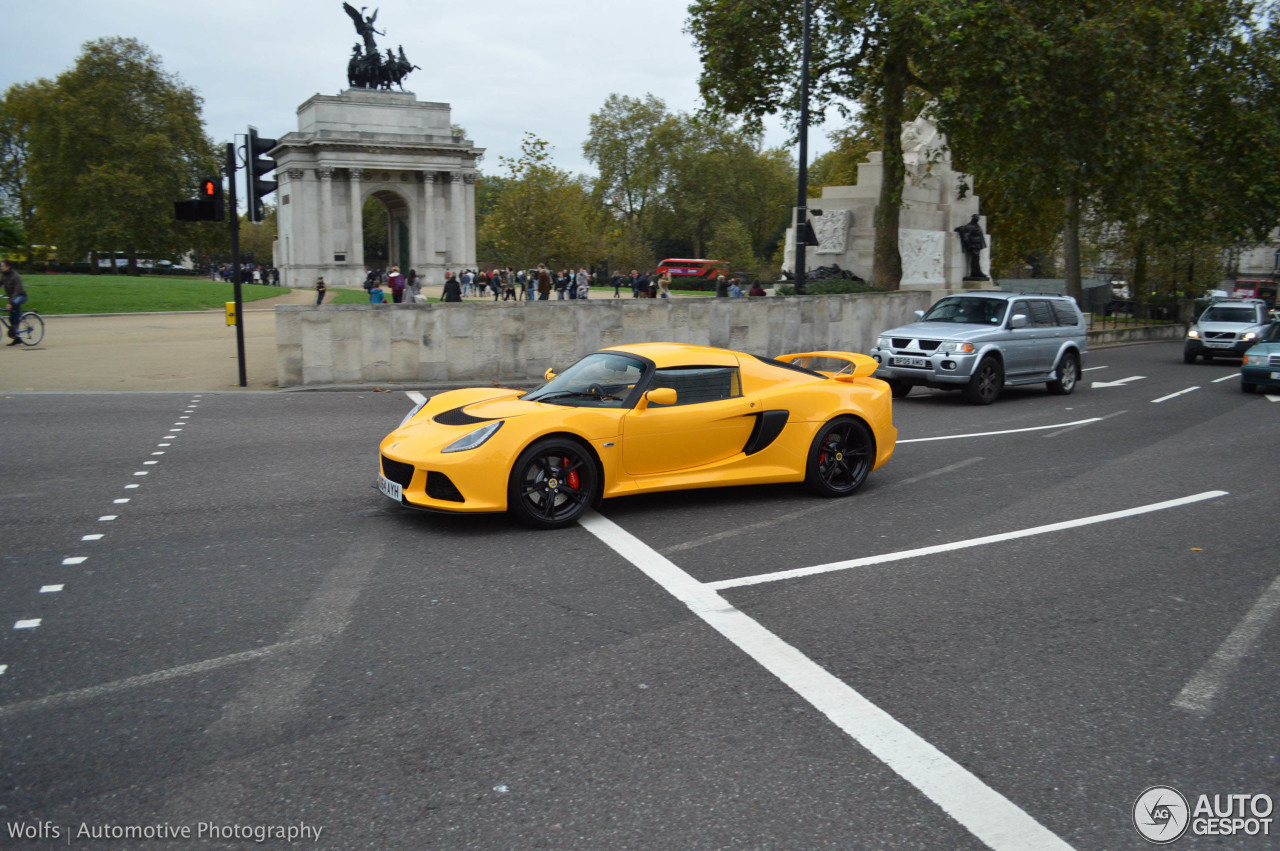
[
  {"xmin": 377, "ymin": 474, "xmax": 402, "ymax": 502},
  {"xmin": 892, "ymin": 356, "xmax": 929, "ymax": 368},
  {"xmin": 1205, "ymin": 342, "xmax": 1231, "ymax": 348}
]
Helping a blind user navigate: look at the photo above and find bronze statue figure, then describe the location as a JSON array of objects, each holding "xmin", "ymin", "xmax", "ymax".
[
  {"xmin": 342, "ymin": 3, "xmax": 416, "ymax": 91},
  {"xmin": 954, "ymin": 214, "xmax": 990, "ymax": 280}
]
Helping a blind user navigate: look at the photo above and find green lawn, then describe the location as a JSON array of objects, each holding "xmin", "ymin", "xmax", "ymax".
[{"xmin": 13, "ymin": 274, "xmax": 298, "ymax": 315}]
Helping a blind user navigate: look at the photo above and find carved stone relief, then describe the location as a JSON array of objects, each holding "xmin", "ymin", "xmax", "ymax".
[
  {"xmin": 813, "ymin": 209, "xmax": 850, "ymax": 255},
  {"xmin": 899, "ymin": 229, "xmax": 945, "ymax": 285}
]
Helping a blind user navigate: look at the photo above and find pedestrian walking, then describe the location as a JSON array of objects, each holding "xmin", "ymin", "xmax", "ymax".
[{"xmin": 314, "ymin": 276, "xmax": 327, "ymax": 305}]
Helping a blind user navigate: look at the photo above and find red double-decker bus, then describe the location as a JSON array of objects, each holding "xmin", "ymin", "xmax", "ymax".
[
  {"xmin": 1232, "ymin": 279, "xmax": 1278, "ymax": 306},
  {"xmin": 656, "ymin": 258, "xmax": 730, "ymax": 280}
]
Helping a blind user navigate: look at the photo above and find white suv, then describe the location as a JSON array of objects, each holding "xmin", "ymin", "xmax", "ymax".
[
  {"xmin": 869, "ymin": 291, "xmax": 1088, "ymax": 405},
  {"xmin": 1183, "ymin": 298, "xmax": 1271, "ymax": 363}
]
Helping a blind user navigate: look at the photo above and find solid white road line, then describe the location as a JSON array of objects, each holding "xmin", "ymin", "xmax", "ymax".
[
  {"xmin": 1173, "ymin": 572, "xmax": 1280, "ymax": 717},
  {"xmin": 1152, "ymin": 387, "xmax": 1200, "ymax": 403},
  {"xmin": 0, "ymin": 637, "xmax": 326, "ymax": 720},
  {"xmin": 1212, "ymin": 374, "xmax": 1239, "ymax": 384},
  {"xmin": 580, "ymin": 511, "xmax": 1073, "ymax": 851},
  {"xmin": 406, "ymin": 390, "xmax": 427, "ymax": 405},
  {"xmin": 897, "ymin": 418, "xmax": 1101, "ymax": 444},
  {"xmin": 710, "ymin": 491, "xmax": 1230, "ymax": 591},
  {"xmin": 661, "ymin": 458, "xmax": 984, "ymax": 556}
]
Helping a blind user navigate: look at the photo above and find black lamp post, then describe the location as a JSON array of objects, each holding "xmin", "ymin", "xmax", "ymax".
[{"xmin": 793, "ymin": 0, "xmax": 813, "ymax": 295}]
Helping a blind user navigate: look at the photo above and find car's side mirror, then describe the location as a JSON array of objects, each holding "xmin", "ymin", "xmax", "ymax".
[
  {"xmin": 914, "ymin": 310, "xmax": 925, "ymax": 319},
  {"xmin": 636, "ymin": 387, "xmax": 677, "ymax": 412},
  {"xmin": 543, "ymin": 368, "xmax": 556, "ymax": 381},
  {"xmin": 1010, "ymin": 314, "xmax": 1029, "ymax": 328}
]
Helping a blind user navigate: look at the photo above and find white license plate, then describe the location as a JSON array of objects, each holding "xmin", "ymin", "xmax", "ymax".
[
  {"xmin": 892, "ymin": 356, "xmax": 929, "ymax": 368},
  {"xmin": 1272, "ymin": 371, "xmax": 1280, "ymax": 380},
  {"xmin": 377, "ymin": 474, "xmax": 402, "ymax": 502},
  {"xmin": 1205, "ymin": 342, "xmax": 1231, "ymax": 348}
]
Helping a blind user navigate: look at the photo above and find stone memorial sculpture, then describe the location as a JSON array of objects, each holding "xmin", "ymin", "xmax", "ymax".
[
  {"xmin": 954, "ymin": 214, "xmax": 989, "ymax": 280},
  {"xmin": 343, "ymin": 3, "xmax": 418, "ymax": 90}
]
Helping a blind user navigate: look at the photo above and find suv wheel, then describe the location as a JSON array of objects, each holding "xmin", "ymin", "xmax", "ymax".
[
  {"xmin": 963, "ymin": 356, "xmax": 1004, "ymax": 405},
  {"xmin": 1046, "ymin": 351, "xmax": 1079, "ymax": 395},
  {"xmin": 1183, "ymin": 349, "xmax": 1197, "ymax": 364},
  {"xmin": 885, "ymin": 379, "xmax": 912, "ymax": 399}
]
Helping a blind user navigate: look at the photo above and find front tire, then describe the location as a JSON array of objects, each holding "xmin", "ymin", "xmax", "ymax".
[
  {"xmin": 885, "ymin": 379, "xmax": 912, "ymax": 399},
  {"xmin": 962, "ymin": 357, "xmax": 1004, "ymax": 405},
  {"xmin": 17, "ymin": 312, "xmax": 44, "ymax": 346},
  {"xmin": 804, "ymin": 417, "xmax": 873, "ymax": 497},
  {"xmin": 1046, "ymin": 350, "xmax": 1079, "ymax": 395},
  {"xmin": 1242, "ymin": 380, "xmax": 1257, "ymax": 394},
  {"xmin": 507, "ymin": 438, "xmax": 598, "ymax": 529}
]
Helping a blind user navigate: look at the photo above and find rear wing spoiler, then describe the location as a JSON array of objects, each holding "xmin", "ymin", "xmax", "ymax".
[{"xmin": 776, "ymin": 351, "xmax": 879, "ymax": 381}]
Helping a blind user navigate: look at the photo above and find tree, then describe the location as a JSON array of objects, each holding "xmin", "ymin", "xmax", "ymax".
[
  {"xmin": 24, "ymin": 37, "xmax": 220, "ymax": 274},
  {"xmin": 0, "ymin": 82, "xmax": 50, "ymax": 268},
  {"xmin": 688, "ymin": 0, "xmax": 936, "ymax": 290},
  {"xmin": 477, "ymin": 134, "xmax": 603, "ymax": 269},
  {"xmin": 583, "ymin": 94, "xmax": 672, "ymax": 232}
]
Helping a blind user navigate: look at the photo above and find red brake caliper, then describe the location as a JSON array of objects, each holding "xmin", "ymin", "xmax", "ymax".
[{"xmin": 565, "ymin": 457, "xmax": 579, "ymax": 489}]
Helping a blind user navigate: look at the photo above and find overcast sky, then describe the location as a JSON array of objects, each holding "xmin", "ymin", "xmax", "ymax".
[{"xmin": 1, "ymin": 0, "xmax": 832, "ymax": 180}]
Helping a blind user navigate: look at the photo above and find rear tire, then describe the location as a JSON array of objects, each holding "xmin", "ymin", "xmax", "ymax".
[
  {"xmin": 507, "ymin": 438, "xmax": 598, "ymax": 529},
  {"xmin": 962, "ymin": 357, "xmax": 1004, "ymax": 405},
  {"xmin": 804, "ymin": 417, "xmax": 873, "ymax": 497},
  {"xmin": 1046, "ymin": 351, "xmax": 1079, "ymax": 395}
]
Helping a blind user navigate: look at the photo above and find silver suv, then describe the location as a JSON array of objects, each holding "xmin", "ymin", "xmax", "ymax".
[
  {"xmin": 1183, "ymin": 298, "xmax": 1271, "ymax": 363},
  {"xmin": 869, "ymin": 291, "xmax": 1088, "ymax": 405}
]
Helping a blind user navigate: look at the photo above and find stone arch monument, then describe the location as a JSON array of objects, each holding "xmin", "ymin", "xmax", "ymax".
[{"xmin": 273, "ymin": 88, "xmax": 482, "ymax": 287}]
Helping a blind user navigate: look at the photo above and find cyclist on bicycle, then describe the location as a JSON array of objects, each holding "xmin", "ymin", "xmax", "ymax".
[{"xmin": 1, "ymin": 260, "xmax": 27, "ymax": 346}]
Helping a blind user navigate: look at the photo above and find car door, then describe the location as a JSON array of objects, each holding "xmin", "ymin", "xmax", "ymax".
[
  {"xmin": 999, "ymin": 299, "xmax": 1043, "ymax": 375},
  {"xmin": 621, "ymin": 366, "xmax": 757, "ymax": 477}
]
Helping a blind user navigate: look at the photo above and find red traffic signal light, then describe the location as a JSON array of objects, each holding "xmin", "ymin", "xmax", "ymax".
[{"xmin": 200, "ymin": 178, "xmax": 220, "ymax": 199}]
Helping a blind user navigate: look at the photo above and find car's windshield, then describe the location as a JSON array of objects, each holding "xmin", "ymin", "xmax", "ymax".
[
  {"xmin": 523, "ymin": 352, "xmax": 646, "ymax": 408},
  {"xmin": 1202, "ymin": 306, "xmax": 1260, "ymax": 323},
  {"xmin": 1263, "ymin": 322, "xmax": 1280, "ymax": 343},
  {"xmin": 920, "ymin": 297, "xmax": 1006, "ymax": 325}
]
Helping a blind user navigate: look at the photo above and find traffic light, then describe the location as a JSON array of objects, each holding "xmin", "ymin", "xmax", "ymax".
[
  {"xmin": 174, "ymin": 176, "xmax": 225, "ymax": 222},
  {"xmin": 247, "ymin": 126, "xmax": 278, "ymax": 223}
]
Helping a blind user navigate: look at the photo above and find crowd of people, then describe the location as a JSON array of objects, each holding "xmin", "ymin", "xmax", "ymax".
[{"xmin": 321, "ymin": 265, "xmax": 770, "ymax": 305}]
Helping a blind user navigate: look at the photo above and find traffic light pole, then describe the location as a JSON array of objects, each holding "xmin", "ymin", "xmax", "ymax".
[{"xmin": 226, "ymin": 141, "xmax": 247, "ymax": 387}]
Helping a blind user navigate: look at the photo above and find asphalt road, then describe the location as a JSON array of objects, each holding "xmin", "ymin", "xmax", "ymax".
[{"xmin": 1, "ymin": 342, "xmax": 1278, "ymax": 850}]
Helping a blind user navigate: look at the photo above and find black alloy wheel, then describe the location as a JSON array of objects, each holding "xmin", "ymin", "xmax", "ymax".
[
  {"xmin": 1046, "ymin": 350, "xmax": 1079, "ymax": 395},
  {"xmin": 962, "ymin": 356, "xmax": 1004, "ymax": 405},
  {"xmin": 804, "ymin": 417, "xmax": 874, "ymax": 497},
  {"xmin": 508, "ymin": 438, "xmax": 598, "ymax": 529}
]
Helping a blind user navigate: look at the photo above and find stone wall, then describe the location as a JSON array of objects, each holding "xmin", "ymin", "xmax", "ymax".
[{"xmin": 275, "ymin": 292, "xmax": 933, "ymax": 387}]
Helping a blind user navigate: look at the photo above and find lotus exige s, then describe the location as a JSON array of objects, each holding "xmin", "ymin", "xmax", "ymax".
[{"xmin": 376, "ymin": 342, "xmax": 897, "ymax": 529}]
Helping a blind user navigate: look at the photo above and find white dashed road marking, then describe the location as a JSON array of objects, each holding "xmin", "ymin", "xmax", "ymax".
[
  {"xmin": 14, "ymin": 620, "xmax": 41, "ymax": 630},
  {"xmin": 40, "ymin": 585, "xmax": 63, "ymax": 594},
  {"xmin": 1152, "ymin": 386, "xmax": 1200, "ymax": 403},
  {"xmin": 581, "ymin": 511, "xmax": 1075, "ymax": 851}
]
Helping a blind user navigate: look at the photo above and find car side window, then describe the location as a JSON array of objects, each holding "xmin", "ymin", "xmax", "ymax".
[
  {"xmin": 1051, "ymin": 301, "xmax": 1080, "ymax": 326},
  {"xmin": 648, "ymin": 367, "xmax": 741, "ymax": 407},
  {"xmin": 1027, "ymin": 300, "xmax": 1057, "ymax": 326}
]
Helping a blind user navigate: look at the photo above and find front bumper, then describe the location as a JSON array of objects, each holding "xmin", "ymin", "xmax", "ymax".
[
  {"xmin": 868, "ymin": 347, "xmax": 979, "ymax": 386},
  {"xmin": 1185, "ymin": 337, "xmax": 1254, "ymax": 357},
  {"xmin": 1242, "ymin": 363, "xmax": 1280, "ymax": 390},
  {"xmin": 378, "ymin": 443, "xmax": 511, "ymax": 513}
]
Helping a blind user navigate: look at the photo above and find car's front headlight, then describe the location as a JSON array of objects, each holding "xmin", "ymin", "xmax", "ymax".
[
  {"xmin": 1242, "ymin": 331, "xmax": 1258, "ymax": 342},
  {"xmin": 443, "ymin": 420, "xmax": 502, "ymax": 453},
  {"xmin": 937, "ymin": 341, "xmax": 976, "ymax": 354},
  {"xmin": 1187, "ymin": 329, "xmax": 1201, "ymax": 339},
  {"xmin": 1245, "ymin": 353, "xmax": 1267, "ymax": 366},
  {"xmin": 876, "ymin": 336, "xmax": 890, "ymax": 350}
]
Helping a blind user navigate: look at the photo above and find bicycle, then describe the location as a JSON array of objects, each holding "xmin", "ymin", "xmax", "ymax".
[{"xmin": 1, "ymin": 308, "xmax": 44, "ymax": 346}]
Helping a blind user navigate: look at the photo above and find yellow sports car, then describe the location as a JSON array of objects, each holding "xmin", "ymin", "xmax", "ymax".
[{"xmin": 377, "ymin": 342, "xmax": 897, "ymax": 529}]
